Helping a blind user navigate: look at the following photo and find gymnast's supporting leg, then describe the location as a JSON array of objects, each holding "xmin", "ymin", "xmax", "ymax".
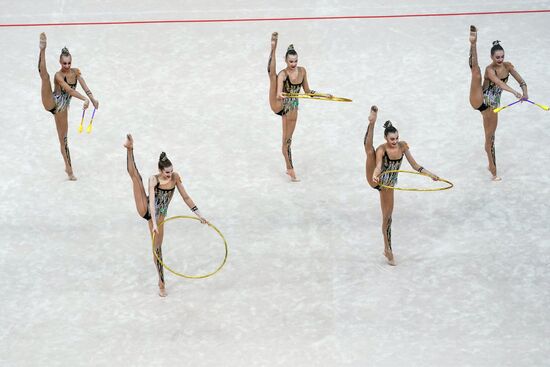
[
  {"xmin": 282, "ymin": 111, "xmax": 299, "ymax": 181},
  {"xmin": 54, "ymin": 112, "xmax": 77, "ymax": 180},
  {"xmin": 151, "ymin": 221, "xmax": 167, "ymax": 297},
  {"xmin": 380, "ymin": 189, "xmax": 396, "ymax": 266},
  {"xmin": 483, "ymin": 115, "xmax": 500, "ymax": 180},
  {"xmin": 124, "ymin": 134, "xmax": 149, "ymax": 217}
]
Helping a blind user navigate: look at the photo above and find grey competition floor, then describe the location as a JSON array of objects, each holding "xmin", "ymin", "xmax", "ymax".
[{"xmin": 1, "ymin": 1, "xmax": 549, "ymax": 366}]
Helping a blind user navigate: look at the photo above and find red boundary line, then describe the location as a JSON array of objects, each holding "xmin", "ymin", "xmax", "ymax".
[{"xmin": 1, "ymin": 9, "xmax": 549, "ymax": 28}]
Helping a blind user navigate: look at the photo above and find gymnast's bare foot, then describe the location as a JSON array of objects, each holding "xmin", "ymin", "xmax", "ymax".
[
  {"xmin": 271, "ymin": 32, "xmax": 278, "ymax": 50},
  {"xmin": 384, "ymin": 249, "xmax": 396, "ymax": 266},
  {"xmin": 286, "ymin": 169, "xmax": 300, "ymax": 182},
  {"xmin": 368, "ymin": 105, "xmax": 378, "ymax": 124},
  {"xmin": 488, "ymin": 166, "xmax": 501, "ymax": 181},
  {"xmin": 158, "ymin": 282, "xmax": 167, "ymax": 297},
  {"xmin": 469, "ymin": 25, "xmax": 477, "ymax": 44},
  {"xmin": 65, "ymin": 169, "xmax": 77, "ymax": 181},
  {"xmin": 124, "ymin": 133, "xmax": 134, "ymax": 149},
  {"xmin": 39, "ymin": 32, "xmax": 47, "ymax": 49}
]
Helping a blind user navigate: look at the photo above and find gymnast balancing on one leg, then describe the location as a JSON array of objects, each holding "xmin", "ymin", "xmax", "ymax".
[
  {"xmin": 38, "ymin": 33, "xmax": 99, "ymax": 180},
  {"xmin": 468, "ymin": 26, "xmax": 528, "ymax": 181},
  {"xmin": 364, "ymin": 106, "xmax": 438, "ymax": 266},
  {"xmin": 267, "ymin": 32, "xmax": 317, "ymax": 182},
  {"xmin": 124, "ymin": 134, "xmax": 208, "ymax": 297}
]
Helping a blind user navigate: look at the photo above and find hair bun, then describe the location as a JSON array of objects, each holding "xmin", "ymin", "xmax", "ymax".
[
  {"xmin": 61, "ymin": 47, "xmax": 70, "ymax": 55},
  {"xmin": 492, "ymin": 40, "xmax": 501, "ymax": 46},
  {"xmin": 383, "ymin": 120, "xmax": 393, "ymax": 129},
  {"xmin": 157, "ymin": 151, "xmax": 173, "ymax": 170},
  {"xmin": 287, "ymin": 44, "xmax": 295, "ymax": 52}
]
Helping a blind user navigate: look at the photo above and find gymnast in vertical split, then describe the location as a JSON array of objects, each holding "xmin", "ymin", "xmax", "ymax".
[
  {"xmin": 124, "ymin": 134, "xmax": 208, "ymax": 297},
  {"xmin": 468, "ymin": 26, "xmax": 527, "ymax": 181},
  {"xmin": 364, "ymin": 106, "xmax": 438, "ymax": 266},
  {"xmin": 38, "ymin": 33, "xmax": 99, "ymax": 180},
  {"xmin": 267, "ymin": 32, "xmax": 317, "ymax": 182}
]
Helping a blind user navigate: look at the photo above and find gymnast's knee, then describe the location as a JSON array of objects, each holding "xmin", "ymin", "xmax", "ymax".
[
  {"xmin": 40, "ymin": 71, "xmax": 51, "ymax": 80},
  {"xmin": 367, "ymin": 179, "xmax": 378, "ymax": 189},
  {"xmin": 382, "ymin": 213, "xmax": 392, "ymax": 223}
]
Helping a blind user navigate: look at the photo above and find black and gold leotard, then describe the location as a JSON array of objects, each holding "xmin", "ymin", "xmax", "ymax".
[
  {"xmin": 282, "ymin": 72, "xmax": 303, "ymax": 114},
  {"xmin": 380, "ymin": 152, "xmax": 403, "ymax": 187},
  {"xmin": 143, "ymin": 178, "xmax": 176, "ymax": 221},
  {"xmin": 483, "ymin": 74, "xmax": 509, "ymax": 108},
  {"xmin": 378, "ymin": 142, "xmax": 409, "ymax": 188}
]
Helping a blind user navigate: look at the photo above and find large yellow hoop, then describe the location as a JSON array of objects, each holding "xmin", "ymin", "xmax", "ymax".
[
  {"xmin": 151, "ymin": 216, "xmax": 228, "ymax": 279},
  {"xmin": 378, "ymin": 170, "xmax": 454, "ymax": 191},
  {"xmin": 282, "ymin": 92, "xmax": 352, "ymax": 102}
]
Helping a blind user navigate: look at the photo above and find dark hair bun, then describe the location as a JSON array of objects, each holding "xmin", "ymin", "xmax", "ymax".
[
  {"xmin": 492, "ymin": 40, "xmax": 501, "ymax": 46},
  {"xmin": 383, "ymin": 120, "xmax": 398, "ymax": 136},
  {"xmin": 158, "ymin": 151, "xmax": 172, "ymax": 170},
  {"xmin": 287, "ymin": 44, "xmax": 295, "ymax": 52},
  {"xmin": 61, "ymin": 47, "xmax": 70, "ymax": 56}
]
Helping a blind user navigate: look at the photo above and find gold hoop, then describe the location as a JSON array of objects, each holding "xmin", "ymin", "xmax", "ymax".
[
  {"xmin": 282, "ymin": 92, "xmax": 352, "ymax": 102},
  {"xmin": 378, "ymin": 170, "xmax": 453, "ymax": 191},
  {"xmin": 152, "ymin": 216, "xmax": 228, "ymax": 279}
]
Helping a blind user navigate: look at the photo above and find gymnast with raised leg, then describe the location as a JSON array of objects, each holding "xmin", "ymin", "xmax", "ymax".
[
  {"xmin": 38, "ymin": 33, "xmax": 99, "ymax": 180},
  {"xmin": 468, "ymin": 25, "xmax": 527, "ymax": 181},
  {"xmin": 268, "ymin": 32, "xmax": 317, "ymax": 182},
  {"xmin": 364, "ymin": 106, "xmax": 438, "ymax": 266},
  {"xmin": 124, "ymin": 134, "xmax": 208, "ymax": 297}
]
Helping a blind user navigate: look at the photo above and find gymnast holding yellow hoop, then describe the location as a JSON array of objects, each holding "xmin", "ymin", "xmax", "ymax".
[
  {"xmin": 267, "ymin": 32, "xmax": 325, "ymax": 182},
  {"xmin": 364, "ymin": 106, "xmax": 440, "ymax": 266},
  {"xmin": 124, "ymin": 134, "xmax": 208, "ymax": 297}
]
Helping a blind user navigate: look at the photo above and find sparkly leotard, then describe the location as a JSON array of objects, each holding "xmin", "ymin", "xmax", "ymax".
[
  {"xmin": 143, "ymin": 177, "xmax": 176, "ymax": 221},
  {"xmin": 282, "ymin": 71, "xmax": 303, "ymax": 114},
  {"xmin": 51, "ymin": 70, "xmax": 79, "ymax": 114},
  {"xmin": 483, "ymin": 74, "xmax": 509, "ymax": 108},
  {"xmin": 378, "ymin": 142, "xmax": 409, "ymax": 188}
]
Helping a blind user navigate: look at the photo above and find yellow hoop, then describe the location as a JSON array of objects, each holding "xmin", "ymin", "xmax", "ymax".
[
  {"xmin": 378, "ymin": 170, "xmax": 454, "ymax": 191},
  {"xmin": 151, "ymin": 215, "xmax": 228, "ymax": 279},
  {"xmin": 282, "ymin": 92, "xmax": 352, "ymax": 102}
]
